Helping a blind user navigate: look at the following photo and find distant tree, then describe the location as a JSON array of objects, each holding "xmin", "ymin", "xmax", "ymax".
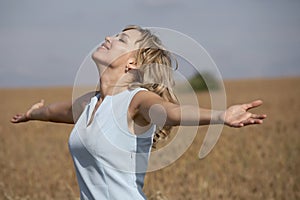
[{"xmin": 188, "ymin": 72, "xmax": 219, "ymax": 92}]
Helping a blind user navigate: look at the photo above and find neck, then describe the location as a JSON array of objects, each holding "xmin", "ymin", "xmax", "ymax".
[{"xmin": 98, "ymin": 65, "xmax": 134, "ymax": 97}]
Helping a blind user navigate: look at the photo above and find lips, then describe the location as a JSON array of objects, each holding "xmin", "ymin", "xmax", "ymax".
[{"xmin": 100, "ymin": 43, "xmax": 109, "ymax": 50}]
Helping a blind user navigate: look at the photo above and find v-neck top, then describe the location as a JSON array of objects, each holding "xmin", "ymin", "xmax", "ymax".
[{"xmin": 68, "ymin": 88, "xmax": 156, "ymax": 200}]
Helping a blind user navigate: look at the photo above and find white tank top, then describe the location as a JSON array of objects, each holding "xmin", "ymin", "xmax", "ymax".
[{"xmin": 68, "ymin": 88, "xmax": 155, "ymax": 200}]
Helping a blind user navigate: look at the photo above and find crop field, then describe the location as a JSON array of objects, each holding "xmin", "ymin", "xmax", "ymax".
[{"xmin": 0, "ymin": 77, "xmax": 299, "ymax": 200}]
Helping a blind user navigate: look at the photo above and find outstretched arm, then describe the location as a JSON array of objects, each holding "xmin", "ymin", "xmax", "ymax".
[
  {"xmin": 11, "ymin": 99, "xmax": 74, "ymax": 124},
  {"xmin": 11, "ymin": 91, "xmax": 97, "ymax": 124},
  {"xmin": 132, "ymin": 91, "xmax": 266, "ymax": 127}
]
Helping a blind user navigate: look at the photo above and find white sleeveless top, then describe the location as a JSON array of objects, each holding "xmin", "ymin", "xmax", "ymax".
[{"xmin": 68, "ymin": 88, "xmax": 156, "ymax": 200}]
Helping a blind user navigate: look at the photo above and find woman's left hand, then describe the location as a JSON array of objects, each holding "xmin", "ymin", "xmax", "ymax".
[{"xmin": 221, "ymin": 100, "xmax": 267, "ymax": 128}]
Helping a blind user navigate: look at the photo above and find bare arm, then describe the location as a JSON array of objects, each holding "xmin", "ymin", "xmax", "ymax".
[
  {"xmin": 132, "ymin": 91, "xmax": 266, "ymax": 127},
  {"xmin": 11, "ymin": 91, "xmax": 97, "ymax": 124},
  {"xmin": 10, "ymin": 99, "xmax": 74, "ymax": 124}
]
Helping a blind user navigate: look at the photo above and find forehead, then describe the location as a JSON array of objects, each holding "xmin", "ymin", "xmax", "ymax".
[{"xmin": 122, "ymin": 29, "xmax": 141, "ymax": 44}]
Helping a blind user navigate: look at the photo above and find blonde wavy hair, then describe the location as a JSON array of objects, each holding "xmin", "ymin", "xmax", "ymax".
[{"xmin": 123, "ymin": 25, "xmax": 179, "ymax": 148}]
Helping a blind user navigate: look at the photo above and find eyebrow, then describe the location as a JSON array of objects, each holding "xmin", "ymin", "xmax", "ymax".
[{"xmin": 119, "ymin": 33, "xmax": 129, "ymax": 38}]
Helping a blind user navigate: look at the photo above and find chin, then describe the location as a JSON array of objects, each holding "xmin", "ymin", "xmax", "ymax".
[
  {"xmin": 92, "ymin": 53, "xmax": 110, "ymax": 68},
  {"xmin": 91, "ymin": 51, "xmax": 99, "ymax": 61},
  {"xmin": 91, "ymin": 52, "xmax": 102, "ymax": 63}
]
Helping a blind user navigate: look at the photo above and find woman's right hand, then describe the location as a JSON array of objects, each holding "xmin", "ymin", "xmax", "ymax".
[{"xmin": 11, "ymin": 99, "xmax": 45, "ymax": 123}]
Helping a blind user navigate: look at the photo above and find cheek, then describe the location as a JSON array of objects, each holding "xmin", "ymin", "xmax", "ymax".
[
  {"xmin": 109, "ymin": 46, "xmax": 131, "ymax": 63},
  {"xmin": 110, "ymin": 53, "xmax": 130, "ymax": 67}
]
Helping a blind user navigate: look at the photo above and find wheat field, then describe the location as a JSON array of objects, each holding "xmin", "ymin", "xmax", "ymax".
[{"xmin": 0, "ymin": 77, "xmax": 299, "ymax": 200}]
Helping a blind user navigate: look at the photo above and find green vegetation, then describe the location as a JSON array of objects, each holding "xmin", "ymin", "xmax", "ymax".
[{"xmin": 188, "ymin": 72, "xmax": 219, "ymax": 92}]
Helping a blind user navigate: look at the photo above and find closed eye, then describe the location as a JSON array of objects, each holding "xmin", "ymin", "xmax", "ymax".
[{"xmin": 115, "ymin": 33, "xmax": 128, "ymax": 43}]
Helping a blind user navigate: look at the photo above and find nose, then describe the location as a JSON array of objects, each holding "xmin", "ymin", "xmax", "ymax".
[{"xmin": 105, "ymin": 36, "xmax": 111, "ymax": 43}]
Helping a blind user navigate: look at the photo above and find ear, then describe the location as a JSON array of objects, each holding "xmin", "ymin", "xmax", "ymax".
[{"xmin": 126, "ymin": 57, "xmax": 138, "ymax": 71}]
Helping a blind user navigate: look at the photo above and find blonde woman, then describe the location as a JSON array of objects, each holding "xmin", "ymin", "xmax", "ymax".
[{"xmin": 11, "ymin": 25, "xmax": 266, "ymax": 199}]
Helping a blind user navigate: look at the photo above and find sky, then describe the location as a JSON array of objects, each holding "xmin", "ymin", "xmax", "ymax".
[{"xmin": 0, "ymin": 0, "xmax": 300, "ymax": 87}]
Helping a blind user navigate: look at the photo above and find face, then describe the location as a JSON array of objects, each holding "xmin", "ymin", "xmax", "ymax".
[{"xmin": 92, "ymin": 29, "xmax": 141, "ymax": 68}]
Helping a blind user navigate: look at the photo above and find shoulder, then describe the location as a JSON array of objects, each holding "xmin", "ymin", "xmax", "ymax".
[
  {"xmin": 132, "ymin": 89, "xmax": 161, "ymax": 100},
  {"xmin": 130, "ymin": 89, "xmax": 164, "ymax": 109}
]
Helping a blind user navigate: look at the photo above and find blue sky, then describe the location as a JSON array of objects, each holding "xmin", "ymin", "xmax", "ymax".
[{"xmin": 0, "ymin": 0, "xmax": 299, "ymax": 87}]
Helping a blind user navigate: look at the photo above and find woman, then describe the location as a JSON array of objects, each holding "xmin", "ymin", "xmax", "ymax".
[{"xmin": 11, "ymin": 25, "xmax": 266, "ymax": 199}]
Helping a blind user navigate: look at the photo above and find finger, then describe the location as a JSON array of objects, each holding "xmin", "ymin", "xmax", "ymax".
[
  {"xmin": 251, "ymin": 113, "xmax": 267, "ymax": 119},
  {"xmin": 227, "ymin": 120, "xmax": 245, "ymax": 128},
  {"xmin": 244, "ymin": 100, "xmax": 263, "ymax": 110},
  {"xmin": 11, "ymin": 114, "xmax": 21, "ymax": 120},
  {"xmin": 11, "ymin": 117, "xmax": 20, "ymax": 123},
  {"xmin": 11, "ymin": 116, "xmax": 18, "ymax": 120},
  {"xmin": 33, "ymin": 99, "xmax": 45, "ymax": 109},
  {"xmin": 11, "ymin": 114, "xmax": 26, "ymax": 123},
  {"xmin": 242, "ymin": 118, "xmax": 264, "ymax": 126},
  {"xmin": 232, "ymin": 123, "xmax": 244, "ymax": 128}
]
